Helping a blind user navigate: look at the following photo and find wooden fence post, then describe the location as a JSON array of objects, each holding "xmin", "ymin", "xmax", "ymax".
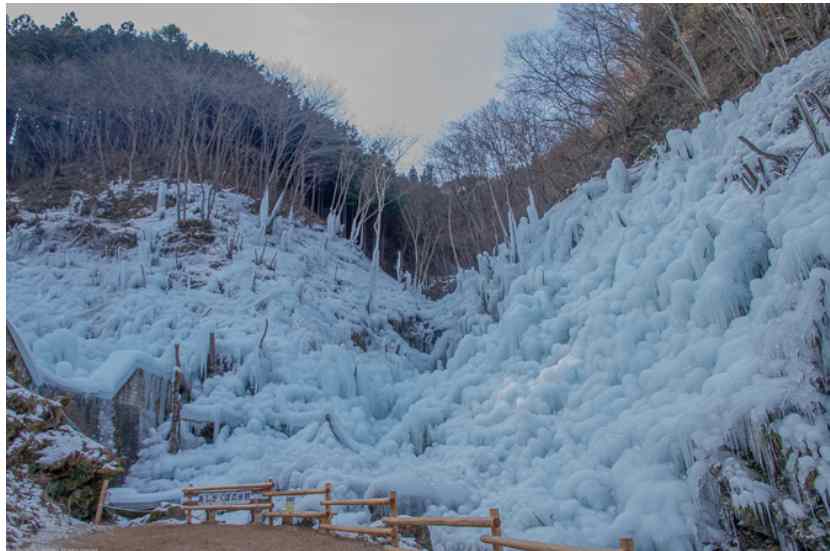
[
  {"xmin": 488, "ymin": 508, "xmax": 502, "ymax": 551},
  {"xmin": 186, "ymin": 484, "xmax": 193, "ymax": 524},
  {"xmin": 267, "ymin": 478, "xmax": 275, "ymax": 526},
  {"xmin": 168, "ymin": 399, "xmax": 181, "ymax": 454},
  {"xmin": 94, "ymin": 478, "xmax": 109, "ymax": 524},
  {"xmin": 323, "ymin": 482, "xmax": 333, "ymax": 531},
  {"xmin": 620, "ymin": 537, "xmax": 635, "ymax": 551},
  {"xmin": 389, "ymin": 490, "xmax": 399, "ymax": 547}
]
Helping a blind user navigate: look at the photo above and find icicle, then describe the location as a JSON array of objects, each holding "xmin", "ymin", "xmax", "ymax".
[
  {"xmin": 507, "ymin": 208, "xmax": 519, "ymax": 264},
  {"xmin": 607, "ymin": 158, "xmax": 630, "ymax": 193},
  {"xmin": 157, "ymin": 181, "xmax": 167, "ymax": 219},
  {"xmin": 527, "ymin": 187, "xmax": 540, "ymax": 227},
  {"xmin": 259, "ymin": 186, "xmax": 269, "ymax": 228},
  {"xmin": 119, "ymin": 251, "xmax": 127, "ymax": 291}
]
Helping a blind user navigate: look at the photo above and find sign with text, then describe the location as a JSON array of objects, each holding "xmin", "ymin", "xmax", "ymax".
[{"xmin": 198, "ymin": 491, "xmax": 262, "ymax": 505}]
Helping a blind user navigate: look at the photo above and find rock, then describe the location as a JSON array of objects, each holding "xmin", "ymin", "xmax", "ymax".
[
  {"xmin": 351, "ymin": 329, "xmax": 369, "ymax": 352},
  {"xmin": 62, "ymin": 220, "xmax": 138, "ymax": 256},
  {"xmin": 7, "ymin": 200, "xmax": 24, "ymax": 230},
  {"xmin": 6, "ymin": 378, "xmax": 124, "ymax": 522},
  {"xmin": 143, "ymin": 504, "xmax": 186, "ymax": 523},
  {"xmin": 6, "ymin": 324, "xmax": 34, "ymax": 388},
  {"xmin": 399, "ymin": 524, "xmax": 433, "ymax": 550}
]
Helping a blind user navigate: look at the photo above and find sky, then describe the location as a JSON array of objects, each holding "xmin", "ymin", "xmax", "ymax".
[{"xmin": 7, "ymin": 4, "xmax": 557, "ymax": 168}]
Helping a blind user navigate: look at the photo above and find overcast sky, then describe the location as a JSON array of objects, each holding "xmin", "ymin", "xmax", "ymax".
[{"xmin": 7, "ymin": 4, "xmax": 557, "ymax": 168}]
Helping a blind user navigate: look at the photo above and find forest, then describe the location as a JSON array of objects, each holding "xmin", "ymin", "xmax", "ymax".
[{"xmin": 6, "ymin": 5, "xmax": 830, "ymax": 294}]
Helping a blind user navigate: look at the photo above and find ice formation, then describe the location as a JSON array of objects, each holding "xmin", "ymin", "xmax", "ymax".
[{"xmin": 7, "ymin": 40, "xmax": 830, "ymax": 550}]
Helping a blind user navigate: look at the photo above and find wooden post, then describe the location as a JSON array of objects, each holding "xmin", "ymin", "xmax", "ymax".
[
  {"xmin": 620, "ymin": 537, "xmax": 635, "ymax": 551},
  {"xmin": 186, "ymin": 485, "xmax": 193, "ymax": 525},
  {"xmin": 267, "ymin": 479, "xmax": 274, "ymax": 526},
  {"xmin": 323, "ymin": 482, "xmax": 332, "ymax": 530},
  {"xmin": 168, "ymin": 343, "xmax": 182, "ymax": 454},
  {"xmin": 94, "ymin": 478, "xmax": 109, "ymax": 525},
  {"xmin": 168, "ymin": 399, "xmax": 181, "ymax": 454},
  {"xmin": 488, "ymin": 508, "xmax": 502, "ymax": 551},
  {"xmin": 389, "ymin": 490, "xmax": 399, "ymax": 547},
  {"xmin": 169, "ymin": 343, "xmax": 181, "ymax": 418},
  {"xmin": 285, "ymin": 495, "xmax": 294, "ymax": 527},
  {"xmin": 208, "ymin": 332, "xmax": 217, "ymax": 376}
]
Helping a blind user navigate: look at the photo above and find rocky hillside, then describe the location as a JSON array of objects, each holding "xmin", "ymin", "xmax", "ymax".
[{"xmin": 6, "ymin": 376, "xmax": 122, "ymax": 547}]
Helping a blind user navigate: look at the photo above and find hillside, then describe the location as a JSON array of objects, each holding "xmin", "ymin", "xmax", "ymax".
[
  {"xmin": 424, "ymin": 41, "xmax": 830, "ymax": 550},
  {"xmin": 6, "ymin": 36, "xmax": 830, "ymax": 551}
]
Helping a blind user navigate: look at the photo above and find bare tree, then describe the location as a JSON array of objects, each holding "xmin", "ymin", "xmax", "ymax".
[
  {"xmin": 365, "ymin": 133, "xmax": 414, "ymax": 313},
  {"xmin": 327, "ymin": 146, "xmax": 361, "ymax": 237},
  {"xmin": 400, "ymin": 182, "xmax": 446, "ymax": 290}
]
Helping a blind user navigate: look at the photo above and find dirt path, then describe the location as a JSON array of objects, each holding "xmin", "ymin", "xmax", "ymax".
[{"xmin": 50, "ymin": 524, "xmax": 387, "ymax": 551}]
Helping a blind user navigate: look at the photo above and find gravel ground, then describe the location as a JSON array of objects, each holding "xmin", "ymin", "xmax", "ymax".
[{"xmin": 43, "ymin": 524, "xmax": 388, "ymax": 551}]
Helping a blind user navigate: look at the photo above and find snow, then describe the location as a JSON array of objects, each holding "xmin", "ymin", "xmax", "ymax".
[
  {"xmin": 5, "ymin": 466, "xmax": 89, "ymax": 549},
  {"xmin": 31, "ymin": 424, "xmax": 118, "ymax": 469},
  {"xmin": 7, "ymin": 40, "xmax": 830, "ymax": 550}
]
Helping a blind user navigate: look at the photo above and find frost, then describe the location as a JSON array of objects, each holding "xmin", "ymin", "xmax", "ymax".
[{"xmin": 6, "ymin": 38, "xmax": 830, "ymax": 551}]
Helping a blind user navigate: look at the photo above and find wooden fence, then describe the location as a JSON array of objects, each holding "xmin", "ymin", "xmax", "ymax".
[
  {"xmin": 320, "ymin": 490, "xmax": 399, "ymax": 546},
  {"xmin": 177, "ymin": 482, "xmax": 634, "ymax": 550},
  {"xmin": 263, "ymin": 484, "xmax": 331, "ymax": 526},
  {"xmin": 480, "ymin": 535, "xmax": 634, "ymax": 551},
  {"xmin": 383, "ymin": 509, "xmax": 501, "ymax": 551}
]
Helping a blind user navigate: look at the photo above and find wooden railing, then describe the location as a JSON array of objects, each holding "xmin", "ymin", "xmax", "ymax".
[
  {"xmin": 481, "ymin": 536, "xmax": 635, "ymax": 551},
  {"xmin": 262, "ymin": 483, "xmax": 331, "ymax": 527},
  {"xmin": 320, "ymin": 490, "xmax": 399, "ymax": 547},
  {"xmin": 177, "ymin": 481, "xmax": 634, "ymax": 551},
  {"xmin": 383, "ymin": 509, "xmax": 501, "ymax": 551}
]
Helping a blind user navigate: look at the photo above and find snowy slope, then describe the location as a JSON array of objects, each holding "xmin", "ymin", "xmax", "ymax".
[
  {"xmin": 6, "ymin": 181, "xmax": 436, "ymax": 505},
  {"xmin": 7, "ymin": 41, "xmax": 830, "ymax": 551}
]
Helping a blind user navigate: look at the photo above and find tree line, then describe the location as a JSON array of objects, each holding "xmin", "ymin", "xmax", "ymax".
[
  {"xmin": 5, "ymin": 13, "xmax": 413, "ymax": 269},
  {"xmin": 7, "ymin": 7, "xmax": 830, "ymax": 294},
  {"xmin": 418, "ymin": 4, "xmax": 829, "ymax": 287}
]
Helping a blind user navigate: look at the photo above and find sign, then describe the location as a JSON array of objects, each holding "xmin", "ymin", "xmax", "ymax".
[{"xmin": 198, "ymin": 491, "xmax": 262, "ymax": 505}]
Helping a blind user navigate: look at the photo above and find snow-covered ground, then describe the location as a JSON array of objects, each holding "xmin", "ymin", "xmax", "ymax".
[
  {"xmin": 7, "ymin": 41, "xmax": 830, "ymax": 551},
  {"xmin": 6, "ymin": 466, "xmax": 90, "ymax": 549},
  {"xmin": 6, "ymin": 377, "xmax": 120, "ymax": 548}
]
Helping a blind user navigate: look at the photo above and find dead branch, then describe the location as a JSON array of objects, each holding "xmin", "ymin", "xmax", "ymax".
[
  {"xmin": 616, "ymin": 211, "xmax": 627, "ymax": 227},
  {"xmin": 738, "ymin": 136, "xmax": 788, "ymax": 165},
  {"xmin": 756, "ymin": 158, "xmax": 770, "ymax": 191},
  {"xmin": 795, "ymin": 93, "xmax": 828, "ymax": 156},
  {"xmin": 806, "ymin": 90, "xmax": 830, "ymax": 126},
  {"xmin": 740, "ymin": 162, "xmax": 762, "ymax": 194},
  {"xmin": 258, "ymin": 318, "xmax": 269, "ymax": 350}
]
